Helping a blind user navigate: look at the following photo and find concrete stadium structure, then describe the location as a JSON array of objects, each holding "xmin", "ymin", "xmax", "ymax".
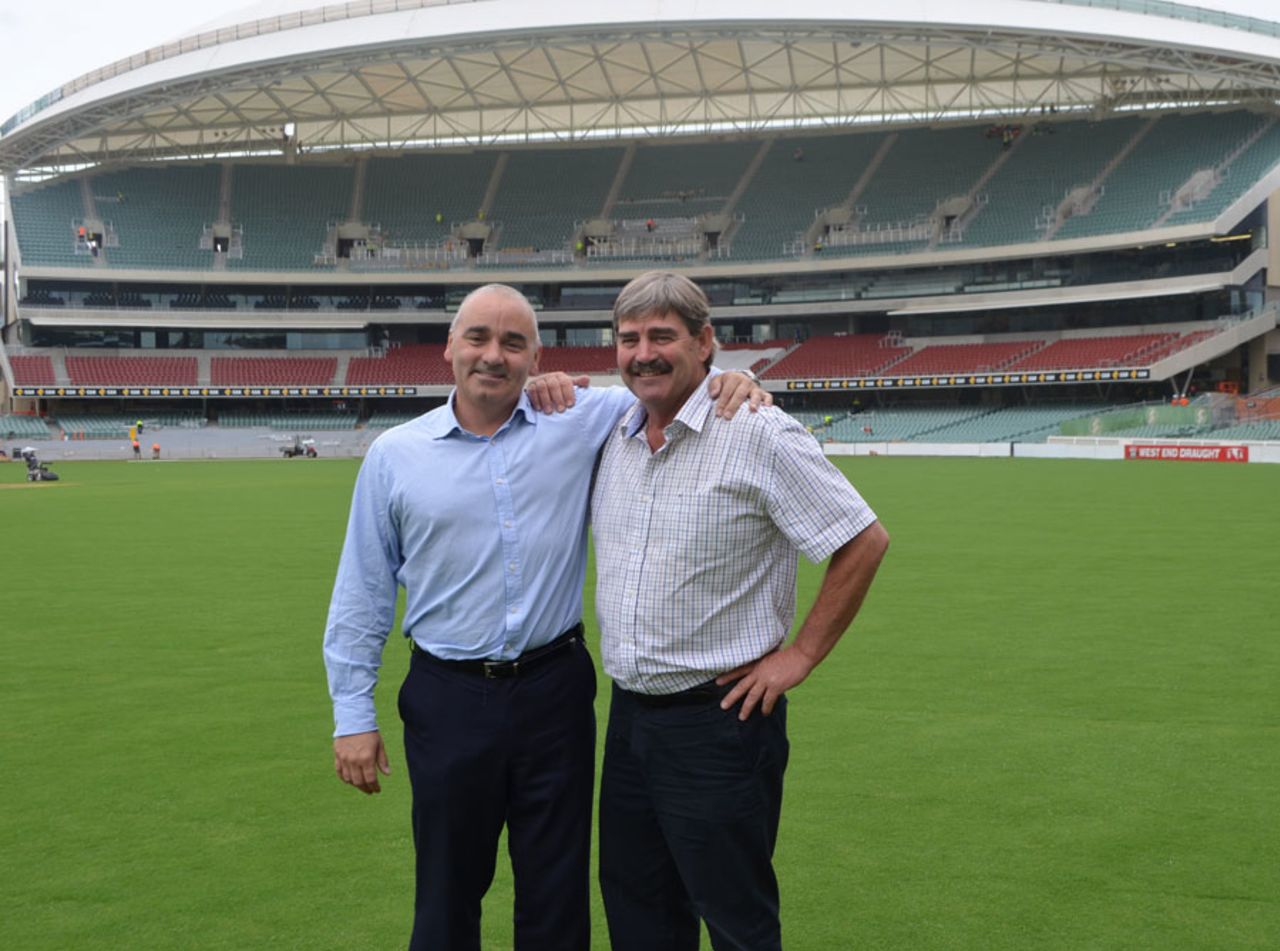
[{"xmin": 2, "ymin": 0, "xmax": 1280, "ymax": 458}]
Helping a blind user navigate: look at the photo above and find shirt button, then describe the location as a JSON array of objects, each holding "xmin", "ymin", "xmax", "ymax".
[
  {"xmin": 495, "ymin": 477, "xmax": 506, "ymax": 485},
  {"xmin": 508, "ymin": 606, "xmax": 517, "ymax": 614},
  {"xmin": 504, "ymin": 520, "xmax": 513, "ymax": 528},
  {"xmin": 508, "ymin": 562, "xmax": 517, "ymax": 572}
]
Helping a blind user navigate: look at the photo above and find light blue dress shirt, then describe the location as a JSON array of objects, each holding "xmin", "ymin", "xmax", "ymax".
[{"xmin": 324, "ymin": 385, "xmax": 634, "ymax": 736}]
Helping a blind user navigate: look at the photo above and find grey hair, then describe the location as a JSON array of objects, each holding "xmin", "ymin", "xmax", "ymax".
[
  {"xmin": 451, "ymin": 284, "xmax": 540, "ymax": 339},
  {"xmin": 612, "ymin": 271, "xmax": 716, "ymax": 369}
]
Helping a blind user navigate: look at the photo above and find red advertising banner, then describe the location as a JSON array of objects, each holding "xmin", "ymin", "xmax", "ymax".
[{"xmin": 1124, "ymin": 444, "xmax": 1249, "ymax": 463}]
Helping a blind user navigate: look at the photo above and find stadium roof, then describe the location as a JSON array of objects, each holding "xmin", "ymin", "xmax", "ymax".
[{"xmin": 3, "ymin": 0, "xmax": 1280, "ymax": 174}]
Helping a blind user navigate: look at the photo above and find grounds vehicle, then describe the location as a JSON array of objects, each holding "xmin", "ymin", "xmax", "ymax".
[
  {"xmin": 21, "ymin": 448, "xmax": 59, "ymax": 482},
  {"xmin": 281, "ymin": 436, "xmax": 318, "ymax": 458}
]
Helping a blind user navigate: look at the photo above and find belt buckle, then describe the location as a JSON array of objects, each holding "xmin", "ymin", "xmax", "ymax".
[{"xmin": 483, "ymin": 660, "xmax": 518, "ymax": 679}]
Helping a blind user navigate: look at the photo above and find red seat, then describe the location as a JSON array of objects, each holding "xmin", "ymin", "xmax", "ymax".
[
  {"xmin": 65, "ymin": 356, "xmax": 197, "ymax": 386},
  {"xmin": 890, "ymin": 341, "xmax": 1039, "ymax": 376},
  {"xmin": 536, "ymin": 346, "xmax": 617, "ymax": 374},
  {"xmin": 211, "ymin": 357, "xmax": 337, "ymax": 386},
  {"xmin": 346, "ymin": 345, "xmax": 452, "ymax": 385},
  {"xmin": 11, "ymin": 355, "xmax": 56, "ymax": 385},
  {"xmin": 1008, "ymin": 333, "xmax": 1175, "ymax": 371},
  {"xmin": 761, "ymin": 335, "xmax": 909, "ymax": 379}
]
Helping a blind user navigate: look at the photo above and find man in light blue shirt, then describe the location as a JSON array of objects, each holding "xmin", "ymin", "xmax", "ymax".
[{"xmin": 323, "ymin": 283, "xmax": 764, "ymax": 951}]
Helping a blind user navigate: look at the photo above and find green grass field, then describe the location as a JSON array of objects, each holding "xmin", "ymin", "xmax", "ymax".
[{"xmin": 1, "ymin": 456, "xmax": 1276, "ymax": 949}]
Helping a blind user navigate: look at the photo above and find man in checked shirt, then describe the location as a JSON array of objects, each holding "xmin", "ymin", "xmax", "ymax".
[{"xmin": 591, "ymin": 271, "xmax": 891, "ymax": 951}]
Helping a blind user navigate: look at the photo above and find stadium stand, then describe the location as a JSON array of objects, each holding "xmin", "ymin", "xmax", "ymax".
[
  {"xmin": 65, "ymin": 356, "xmax": 198, "ymax": 386},
  {"xmin": 151, "ymin": 412, "xmax": 206, "ymax": 428},
  {"xmin": 1055, "ymin": 111, "xmax": 1271, "ymax": 239},
  {"xmin": 345, "ymin": 344, "xmax": 451, "ymax": 385},
  {"xmin": 911, "ymin": 404, "xmax": 1109, "ymax": 442},
  {"xmin": 888, "ymin": 341, "xmax": 1041, "ymax": 376},
  {"xmin": 9, "ymin": 178, "xmax": 95, "ymax": 268},
  {"xmin": 822, "ymin": 125, "xmax": 1005, "ymax": 255},
  {"xmin": 817, "ymin": 403, "xmax": 1089, "ymax": 443},
  {"xmin": 363, "ymin": 152, "xmax": 498, "ymax": 248},
  {"xmin": 827, "ymin": 406, "xmax": 994, "ymax": 441},
  {"xmin": 1106, "ymin": 420, "xmax": 1216, "ymax": 438},
  {"xmin": 11, "ymin": 111, "xmax": 1280, "ymax": 272},
  {"xmin": 210, "ymin": 357, "xmax": 338, "ymax": 387},
  {"xmin": 754, "ymin": 327, "xmax": 1224, "ymax": 383},
  {"xmin": 959, "ymin": 117, "xmax": 1143, "ymax": 246},
  {"xmin": 1140, "ymin": 329, "xmax": 1219, "ymax": 363},
  {"xmin": 40, "ymin": 411, "xmax": 204, "ymax": 436},
  {"xmin": 1164, "ymin": 118, "xmax": 1280, "ymax": 225},
  {"xmin": 490, "ymin": 147, "xmax": 623, "ymax": 253},
  {"xmin": 1007, "ymin": 333, "xmax": 1176, "ymax": 371},
  {"xmin": 714, "ymin": 341, "xmax": 788, "ymax": 376},
  {"xmin": 4, "ymin": 8, "xmax": 1279, "ymax": 477},
  {"xmin": 54, "ymin": 415, "xmax": 137, "ymax": 439},
  {"xmin": 760, "ymin": 335, "xmax": 910, "ymax": 379},
  {"xmin": 535, "ymin": 346, "xmax": 617, "ymax": 375},
  {"xmin": 0, "ymin": 415, "xmax": 53, "ymax": 439},
  {"xmin": 89, "ymin": 165, "xmax": 221, "ymax": 269},
  {"xmin": 614, "ymin": 140, "xmax": 757, "ymax": 222},
  {"xmin": 217, "ymin": 412, "xmax": 357, "ymax": 430},
  {"xmin": 365, "ymin": 411, "xmax": 420, "ymax": 429},
  {"xmin": 10, "ymin": 355, "xmax": 57, "ymax": 385},
  {"xmin": 214, "ymin": 411, "xmax": 271, "ymax": 428},
  {"xmin": 1209, "ymin": 419, "xmax": 1280, "ymax": 440},
  {"xmin": 784, "ymin": 410, "xmax": 846, "ymax": 431},
  {"xmin": 732, "ymin": 133, "xmax": 888, "ymax": 259},
  {"xmin": 227, "ymin": 163, "xmax": 353, "ymax": 269}
]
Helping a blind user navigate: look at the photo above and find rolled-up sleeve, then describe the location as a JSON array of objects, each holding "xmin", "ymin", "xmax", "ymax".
[{"xmin": 323, "ymin": 442, "xmax": 402, "ymax": 737}]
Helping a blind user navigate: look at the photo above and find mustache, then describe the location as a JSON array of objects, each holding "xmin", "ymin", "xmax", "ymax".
[
  {"xmin": 628, "ymin": 358, "xmax": 672, "ymax": 375},
  {"xmin": 471, "ymin": 362, "xmax": 508, "ymax": 377}
]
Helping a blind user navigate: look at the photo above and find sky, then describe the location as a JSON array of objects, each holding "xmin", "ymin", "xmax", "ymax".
[
  {"xmin": 0, "ymin": 2, "xmax": 213, "ymax": 125},
  {"xmin": 1, "ymin": 0, "xmax": 1278, "ymax": 124}
]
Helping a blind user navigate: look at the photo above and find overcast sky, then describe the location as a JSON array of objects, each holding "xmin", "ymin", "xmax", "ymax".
[
  {"xmin": 2, "ymin": 0, "xmax": 1278, "ymax": 124},
  {"xmin": 0, "ymin": 2, "xmax": 208, "ymax": 124}
]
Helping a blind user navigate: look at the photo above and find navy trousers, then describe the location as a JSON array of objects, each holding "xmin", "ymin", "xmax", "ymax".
[
  {"xmin": 398, "ymin": 637, "xmax": 596, "ymax": 951},
  {"xmin": 599, "ymin": 682, "xmax": 790, "ymax": 951}
]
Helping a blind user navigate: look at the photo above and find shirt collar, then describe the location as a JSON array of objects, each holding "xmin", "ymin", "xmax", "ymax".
[
  {"xmin": 618, "ymin": 371, "xmax": 718, "ymax": 440},
  {"xmin": 426, "ymin": 388, "xmax": 537, "ymax": 440}
]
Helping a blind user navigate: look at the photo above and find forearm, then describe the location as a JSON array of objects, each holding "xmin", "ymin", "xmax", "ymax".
[
  {"xmin": 717, "ymin": 520, "xmax": 888, "ymax": 718},
  {"xmin": 791, "ymin": 520, "xmax": 890, "ymax": 667}
]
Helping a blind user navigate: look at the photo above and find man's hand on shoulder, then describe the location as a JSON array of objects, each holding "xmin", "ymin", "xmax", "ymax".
[
  {"xmin": 334, "ymin": 730, "xmax": 391, "ymax": 794},
  {"xmin": 526, "ymin": 371, "xmax": 589, "ymax": 413},
  {"xmin": 708, "ymin": 371, "xmax": 772, "ymax": 419},
  {"xmin": 715, "ymin": 644, "xmax": 817, "ymax": 720}
]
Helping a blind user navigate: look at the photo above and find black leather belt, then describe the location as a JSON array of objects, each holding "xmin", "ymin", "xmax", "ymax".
[
  {"xmin": 620, "ymin": 679, "xmax": 728, "ymax": 708},
  {"xmin": 411, "ymin": 623, "xmax": 583, "ymax": 679}
]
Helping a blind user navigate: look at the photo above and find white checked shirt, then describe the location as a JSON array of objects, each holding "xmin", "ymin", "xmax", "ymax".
[{"xmin": 591, "ymin": 377, "xmax": 878, "ymax": 695}]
